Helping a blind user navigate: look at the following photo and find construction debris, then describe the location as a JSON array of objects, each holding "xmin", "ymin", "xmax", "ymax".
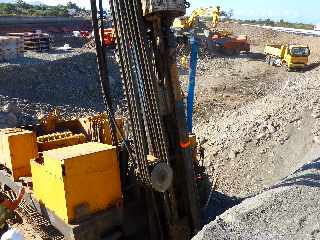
[
  {"xmin": 8, "ymin": 32, "xmax": 50, "ymax": 52},
  {"xmin": 57, "ymin": 43, "xmax": 73, "ymax": 51},
  {"xmin": 0, "ymin": 36, "xmax": 24, "ymax": 62},
  {"xmin": 0, "ymin": 103, "xmax": 18, "ymax": 128}
]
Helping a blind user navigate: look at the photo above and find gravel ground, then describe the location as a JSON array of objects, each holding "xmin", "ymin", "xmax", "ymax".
[
  {"xmin": 0, "ymin": 47, "xmax": 124, "ymax": 126},
  {"xmin": 188, "ymin": 23, "xmax": 320, "ymax": 239},
  {"xmin": 181, "ymin": 23, "xmax": 320, "ymax": 198},
  {"xmin": 193, "ymin": 159, "xmax": 320, "ymax": 240}
]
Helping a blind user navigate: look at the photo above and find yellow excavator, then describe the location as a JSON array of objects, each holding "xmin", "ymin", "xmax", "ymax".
[{"xmin": 172, "ymin": 6, "xmax": 221, "ymax": 31}]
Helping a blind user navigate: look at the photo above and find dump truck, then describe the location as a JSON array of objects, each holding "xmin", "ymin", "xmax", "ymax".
[{"xmin": 264, "ymin": 44, "xmax": 310, "ymax": 71}]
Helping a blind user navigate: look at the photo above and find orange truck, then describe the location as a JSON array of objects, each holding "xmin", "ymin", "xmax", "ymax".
[
  {"xmin": 210, "ymin": 31, "xmax": 250, "ymax": 55},
  {"xmin": 78, "ymin": 27, "xmax": 116, "ymax": 47}
]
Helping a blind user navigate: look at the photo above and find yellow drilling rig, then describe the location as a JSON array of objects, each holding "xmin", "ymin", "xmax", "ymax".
[{"xmin": 0, "ymin": 0, "xmax": 208, "ymax": 240}]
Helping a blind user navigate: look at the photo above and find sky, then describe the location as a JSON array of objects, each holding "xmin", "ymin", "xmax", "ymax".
[{"xmin": 1, "ymin": 0, "xmax": 319, "ymax": 24}]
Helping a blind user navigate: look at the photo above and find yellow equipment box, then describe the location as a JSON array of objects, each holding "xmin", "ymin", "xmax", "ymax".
[
  {"xmin": 0, "ymin": 128, "xmax": 38, "ymax": 181},
  {"xmin": 31, "ymin": 142, "xmax": 122, "ymax": 224}
]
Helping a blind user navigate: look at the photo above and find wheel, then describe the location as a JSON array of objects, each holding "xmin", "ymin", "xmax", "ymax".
[
  {"xmin": 223, "ymin": 48, "xmax": 234, "ymax": 56},
  {"xmin": 265, "ymin": 55, "xmax": 271, "ymax": 64},
  {"xmin": 270, "ymin": 57, "xmax": 275, "ymax": 66},
  {"xmin": 233, "ymin": 49, "xmax": 240, "ymax": 55}
]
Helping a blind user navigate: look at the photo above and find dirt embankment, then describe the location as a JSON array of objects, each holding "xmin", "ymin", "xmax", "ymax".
[
  {"xmin": 191, "ymin": 22, "xmax": 320, "ymax": 240},
  {"xmin": 181, "ymin": 23, "xmax": 320, "ymax": 198}
]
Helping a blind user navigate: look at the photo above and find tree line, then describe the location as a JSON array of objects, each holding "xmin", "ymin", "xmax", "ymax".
[
  {"xmin": 0, "ymin": 0, "xmax": 89, "ymax": 17},
  {"xmin": 236, "ymin": 18, "xmax": 314, "ymax": 30}
]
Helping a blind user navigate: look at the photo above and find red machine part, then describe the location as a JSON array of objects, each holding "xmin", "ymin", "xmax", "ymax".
[{"xmin": 103, "ymin": 28, "xmax": 116, "ymax": 47}]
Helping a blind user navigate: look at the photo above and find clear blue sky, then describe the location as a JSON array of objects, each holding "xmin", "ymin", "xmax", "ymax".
[
  {"xmin": 2, "ymin": 0, "xmax": 319, "ymax": 24},
  {"xmin": 190, "ymin": 0, "xmax": 319, "ymax": 24}
]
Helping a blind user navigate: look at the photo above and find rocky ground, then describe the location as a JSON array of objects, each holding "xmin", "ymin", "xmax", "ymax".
[
  {"xmin": 0, "ymin": 44, "xmax": 124, "ymax": 127},
  {"xmin": 188, "ymin": 23, "xmax": 320, "ymax": 239},
  {"xmin": 194, "ymin": 159, "xmax": 320, "ymax": 240},
  {"xmin": 185, "ymin": 22, "xmax": 320, "ymax": 198}
]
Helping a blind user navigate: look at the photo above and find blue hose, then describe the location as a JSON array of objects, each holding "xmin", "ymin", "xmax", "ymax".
[{"xmin": 187, "ymin": 36, "xmax": 199, "ymax": 133}]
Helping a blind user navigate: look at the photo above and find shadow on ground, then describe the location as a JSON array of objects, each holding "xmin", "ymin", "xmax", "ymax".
[
  {"xmin": 304, "ymin": 61, "xmax": 320, "ymax": 72},
  {"xmin": 198, "ymin": 172, "xmax": 243, "ymax": 226},
  {"xmin": 270, "ymin": 157, "xmax": 320, "ymax": 190}
]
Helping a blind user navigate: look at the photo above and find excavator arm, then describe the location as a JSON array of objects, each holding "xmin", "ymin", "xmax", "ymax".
[{"xmin": 172, "ymin": 6, "xmax": 220, "ymax": 31}]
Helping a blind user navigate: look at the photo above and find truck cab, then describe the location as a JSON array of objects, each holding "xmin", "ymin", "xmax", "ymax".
[
  {"xmin": 265, "ymin": 44, "xmax": 310, "ymax": 70},
  {"xmin": 284, "ymin": 45, "xmax": 310, "ymax": 70}
]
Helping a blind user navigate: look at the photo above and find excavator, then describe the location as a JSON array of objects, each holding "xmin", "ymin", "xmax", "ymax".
[
  {"xmin": 172, "ymin": 6, "xmax": 221, "ymax": 31},
  {"xmin": 172, "ymin": 6, "xmax": 221, "ymax": 45},
  {"xmin": 0, "ymin": 0, "xmax": 207, "ymax": 240}
]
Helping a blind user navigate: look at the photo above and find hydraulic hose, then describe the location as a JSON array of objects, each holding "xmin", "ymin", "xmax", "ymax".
[{"xmin": 187, "ymin": 36, "xmax": 199, "ymax": 133}]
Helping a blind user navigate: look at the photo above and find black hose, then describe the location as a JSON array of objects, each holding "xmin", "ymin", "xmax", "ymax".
[{"xmin": 90, "ymin": 0, "xmax": 118, "ymax": 146}]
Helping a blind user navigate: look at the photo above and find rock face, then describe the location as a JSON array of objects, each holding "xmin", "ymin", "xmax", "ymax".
[{"xmin": 193, "ymin": 159, "xmax": 320, "ymax": 240}]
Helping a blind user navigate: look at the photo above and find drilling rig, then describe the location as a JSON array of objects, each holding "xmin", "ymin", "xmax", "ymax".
[
  {"xmin": 104, "ymin": 0, "xmax": 202, "ymax": 238},
  {"xmin": 0, "ymin": 1, "xmax": 205, "ymax": 239}
]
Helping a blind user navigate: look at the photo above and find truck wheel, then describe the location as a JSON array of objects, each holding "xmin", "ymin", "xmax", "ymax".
[
  {"xmin": 265, "ymin": 55, "xmax": 270, "ymax": 64},
  {"xmin": 223, "ymin": 48, "xmax": 233, "ymax": 56},
  {"xmin": 233, "ymin": 49, "xmax": 240, "ymax": 55},
  {"xmin": 270, "ymin": 58, "xmax": 275, "ymax": 66}
]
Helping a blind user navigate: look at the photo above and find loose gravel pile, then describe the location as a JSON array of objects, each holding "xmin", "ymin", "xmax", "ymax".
[{"xmin": 194, "ymin": 159, "xmax": 320, "ymax": 240}]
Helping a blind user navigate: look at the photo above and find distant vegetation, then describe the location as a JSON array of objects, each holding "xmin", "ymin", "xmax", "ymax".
[
  {"xmin": 237, "ymin": 19, "xmax": 314, "ymax": 30},
  {"xmin": 0, "ymin": 0, "xmax": 89, "ymax": 17},
  {"xmin": 204, "ymin": 8, "xmax": 314, "ymax": 30}
]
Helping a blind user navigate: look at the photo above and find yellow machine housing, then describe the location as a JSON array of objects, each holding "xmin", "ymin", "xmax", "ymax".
[
  {"xmin": 0, "ymin": 128, "xmax": 38, "ymax": 181},
  {"xmin": 37, "ymin": 132, "xmax": 86, "ymax": 151},
  {"xmin": 31, "ymin": 142, "xmax": 122, "ymax": 224}
]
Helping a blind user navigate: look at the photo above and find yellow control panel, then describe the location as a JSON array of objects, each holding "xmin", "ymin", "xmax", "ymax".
[{"xmin": 31, "ymin": 142, "xmax": 122, "ymax": 223}]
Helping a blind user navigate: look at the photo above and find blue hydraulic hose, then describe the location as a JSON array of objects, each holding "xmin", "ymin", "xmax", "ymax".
[{"xmin": 187, "ymin": 36, "xmax": 199, "ymax": 133}]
